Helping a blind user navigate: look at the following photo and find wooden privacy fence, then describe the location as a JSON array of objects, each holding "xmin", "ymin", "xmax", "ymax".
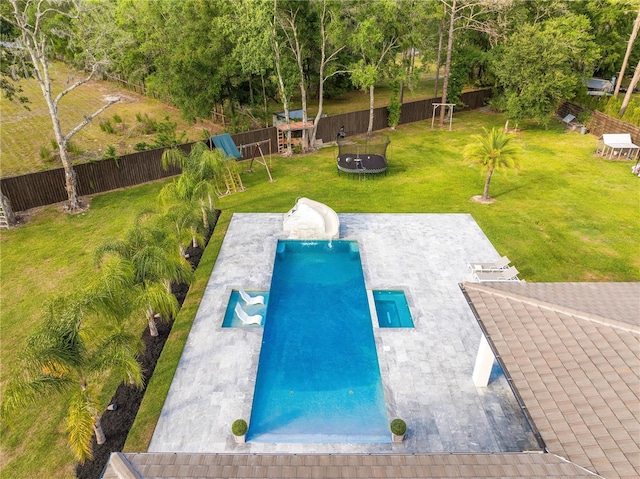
[
  {"xmin": 1, "ymin": 145, "xmax": 187, "ymax": 212},
  {"xmin": 1, "ymin": 89, "xmax": 491, "ymax": 212},
  {"xmin": 557, "ymin": 101, "xmax": 640, "ymax": 145}
]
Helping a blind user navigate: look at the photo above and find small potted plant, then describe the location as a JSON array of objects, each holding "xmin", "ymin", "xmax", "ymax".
[
  {"xmin": 390, "ymin": 418, "xmax": 406, "ymax": 442},
  {"xmin": 231, "ymin": 419, "xmax": 248, "ymax": 444}
]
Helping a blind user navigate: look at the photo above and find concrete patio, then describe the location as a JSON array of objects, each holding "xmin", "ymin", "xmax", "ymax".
[{"xmin": 149, "ymin": 213, "xmax": 539, "ymax": 454}]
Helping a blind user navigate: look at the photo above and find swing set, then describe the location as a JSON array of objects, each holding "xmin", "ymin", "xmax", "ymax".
[{"xmin": 209, "ymin": 134, "xmax": 274, "ymax": 197}]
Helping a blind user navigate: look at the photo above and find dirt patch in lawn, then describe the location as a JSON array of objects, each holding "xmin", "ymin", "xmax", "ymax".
[{"xmin": 75, "ymin": 211, "xmax": 219, "ymax": 479}]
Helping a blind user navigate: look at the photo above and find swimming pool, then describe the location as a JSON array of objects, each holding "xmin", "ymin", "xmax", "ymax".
[
  {"xmin": 373, "ymin": 290, "xmax": 414, "ymax": 328},
  {"xmin": 247, "ymin": 240, "xmax": 389, "ymax": 443}
]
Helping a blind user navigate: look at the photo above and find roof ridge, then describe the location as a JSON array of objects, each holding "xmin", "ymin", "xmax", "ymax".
[{"xmin": 462, "ymin": 282, "xmax": 640, "ymax": 335}]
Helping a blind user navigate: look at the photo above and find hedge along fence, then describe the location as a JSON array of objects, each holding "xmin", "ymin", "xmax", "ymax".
[
  {"xmin": 557, "ymin": 101, "xmax": 640, "ymax": 145},
  {"xmin": 1, "ymin": 89, "xmax": 492, "ymax": 212}
]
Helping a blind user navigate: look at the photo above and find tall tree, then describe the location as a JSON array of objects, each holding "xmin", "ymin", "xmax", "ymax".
[
  {"xmin": 309, "ymin": 0, "xmax": 346, "ymax": 148},
  {"xmin": 2, "ymin": 0, "xmax": 119, "ymax": 212},
  {"xmin": 619, "ymin": 58, "xmax": 640, "ymax": 117},
  {"xmin": 439, "ymin": 0, "xmax": 458, "ymax": 126},
  {"xmin": 270, "ymin": 0, "xmax": 297, "ymax": 155},
  {"xmin": 490, "ymin": 14, "xmax": 599, "ymax": 126},
  {"xmin": 232, "ymin": 0, "xmax": 275, "ymax": 121},
  {"xmin": 437, "ymin": 0, "xmax": 510, "ymax": 125},
  {"xmin": 276, "ymin": 1, "xmax": 313, "ymax": 151},
  {"xmin": 347, "ymin": 0, "xmax": 400, "ymax": 136},
  {"xmin": 614, "ymin": 6, "xmax": 640, "ymax": 97},
  {"xmin": 463, "ymin": 127, "xmax": 521, "ymax": 203}
]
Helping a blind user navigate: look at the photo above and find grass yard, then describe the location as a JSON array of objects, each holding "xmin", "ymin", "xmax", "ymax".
[
  {"xmin": 0, "ymin": 62, "xmax": 222, "ymax": 176},
  {"xmin": 0, "ymin": 62, "xmax": 444, "ymax": 177},
  {"xmin": 1, "ymin": 109, "xmax": 638, "ymax": 478}
]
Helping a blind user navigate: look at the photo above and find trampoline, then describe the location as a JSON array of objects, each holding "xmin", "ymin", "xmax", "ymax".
[{"xmin": 336, "ymin": 134, "xmax": 389, "ymax": 177}]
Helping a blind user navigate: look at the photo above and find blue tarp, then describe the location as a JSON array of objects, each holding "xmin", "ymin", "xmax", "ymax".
[{"xmin": 210, "ymin": 133, "xmax": 242, "ymax": 159}]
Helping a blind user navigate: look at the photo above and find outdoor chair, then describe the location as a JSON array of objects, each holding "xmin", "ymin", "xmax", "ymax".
[
  {"xmin": 238, "ymin": 286, "xmax": 265, "ymax": 306},
  {"xmin": 234, "ymin": 303, "xmax": 262, "ymax": 325},
  {"xmin": 468, "ymin": 255, "xmax": 511, "ymax": 272},
  {"xmin": 473, "ymin": 266, "xmax": 521, "ymax": 283}
]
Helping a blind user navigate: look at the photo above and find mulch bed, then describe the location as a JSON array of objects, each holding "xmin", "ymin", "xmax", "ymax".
[{"xmin": 75, "ymin": 211, "xmax": 219, "ymax": 479}]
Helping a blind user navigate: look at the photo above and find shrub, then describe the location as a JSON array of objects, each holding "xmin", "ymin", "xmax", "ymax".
[
  {"xmin": 39, "ymin": 145, "xmax": 53, "ymax": 162},
  {"xmin": 390, "ymin": 418, "xmax": 406, "ymax": 436},
  {"xmin": 100, "ymin": 118, "xmax": 115, "ymax": 134},
  {"xmin": 67, "ymin": 140, "xmax": 81, "ymax": 156},
  {"xmin": 134, "ymin": 142, "xmax": 150, "ymax": 152},
  {"xmin": 102, "ymin": 145, "xmax": 118, "ymax": 161},
  {"xmin": 231, "ymin": 419, "xmax": 248, "ymax": 436},
  {"xmin": 387, "ymin": 81, "xmax": 401, "ymax": 130},
  {"xmin": 151, "ymin": 116, "xmax": 186, "ymax": 148},
  {"xmin": 135, "ymin": 112, "xmax": 158, "ymax": 134},
  {"xmin": 112, "ymin": 113, "xmax": 123, "ymax": 124}
]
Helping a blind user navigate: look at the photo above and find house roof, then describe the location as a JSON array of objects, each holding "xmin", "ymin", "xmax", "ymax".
[
  {"xmin": 462, "ymin": 282, "xmax": 639, "ymax": 479},
  {"xmin": 103, "ymin": 282, "xmax": 639, "ymax": 479}
]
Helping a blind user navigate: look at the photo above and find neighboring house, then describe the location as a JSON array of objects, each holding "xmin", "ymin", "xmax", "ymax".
[
  {"xmin": 102, "ymin": 282, "xmax": 639, "ymax": 479},
  {"xmin": 586, "ymin": 78, "xmax": 615, "ymax": 96}
]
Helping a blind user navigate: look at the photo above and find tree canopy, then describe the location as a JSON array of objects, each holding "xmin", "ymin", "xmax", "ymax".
[{"xmin": 2, "ymin": 0, "xmax": 637, "ymax": 130}]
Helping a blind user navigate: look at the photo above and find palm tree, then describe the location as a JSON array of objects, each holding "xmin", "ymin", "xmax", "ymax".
[
  {"xmin": 94, "ymin": 220, "xmax": 192, "ymax": 336},
  {"xmin": 162, "ymin": 142, "xmax": 243, "ymax": 209},
  {"xmin": 1, "ymin": 292, "xmax": 143, "ymax": 462},
  {"xmin": 463, "ymin": 127, "xmax": 521, "ymax": 203},
  {"xmin": 159, "ymin": 203, "xmax": 207, "ymax": 258}
]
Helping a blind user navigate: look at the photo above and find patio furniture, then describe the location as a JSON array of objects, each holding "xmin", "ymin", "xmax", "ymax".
[
  {"xmin": 238, "ymin": 286, "xmax": 264, "ymax": 306},
  {"xmin": 596, "ymin": 133, "xmax": 640, "ymax": 160},
  {"xmin": 473, "ymin": 266, "xmax": 521, "ymax": 283},
  {"xmin": 234, "ymin": 303, "xmax": 262, "ymax": 325},
  {"xmin": 468, "ymin": 255, "xmax": 511, "ymax": 272}
]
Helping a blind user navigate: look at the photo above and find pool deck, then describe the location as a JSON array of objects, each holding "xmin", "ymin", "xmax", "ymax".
[{"xmin": 149, "ymin": 213, "xmax": 539, "ymax": 454}]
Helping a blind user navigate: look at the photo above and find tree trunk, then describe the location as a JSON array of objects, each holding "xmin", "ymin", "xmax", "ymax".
[
  {"xmin": 482, "ymin": 168, "xmax": 494, "ymax": 201},
  {"xmin": 261, "ymin": 74, "xmax": 268, "ymax": 126},
  {"xmin": 400, "ymin": 51, "xmax": 406, "ymax": 104},
  {"xmin": 619, "ymin": 58, "xmax": 640, "ymax": 117},
  {"xmin": 200, "ymin": 202, "xmax": 209, "ymax": 230},
  {"xmin": 41, "ymin": 78, "xmax": 81, "ymax": 211},
  {"xmin": 272, "ymin": 28, "xmax": 293, "ymax": 155},
  {"xmin": 614, "ymin": 7, "xmax": 640, "ymax": 97},
  {"xmin": 147, "ymin": 309, "xmax": 159, "ymax": 337},
  {"xmin": 368, "ymin": 85, "xmax": 375, "ymax": 136},
  {"xmin": 440, "ymin": 0, "xmax": 456, "ymax": 126},
  {"xmin": 94, "ymin": 416, "xmax": 106, "ymax": 445},
  {"xmin": 1, "ymin": 192, "xmax": 16, "ymax": 227},
  {"xmin": 311, "ymin": 72, "xmax": 324, "ymax": 149},
  {"xmin": 292, "ymin": 25, "xmax": 309, "ymax": 152},
  {"xmin": 434, "ymin": 19, "xmax": 444, "ymax": 97}
]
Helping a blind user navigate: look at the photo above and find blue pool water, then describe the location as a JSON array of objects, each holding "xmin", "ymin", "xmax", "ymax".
[
  {"xmin": 247, "ymin": 240, "xmax": 389, "ymax": 443},
  {"xmin": 373, "ymin": 290, "xmax": 414, "ymax": 328}
]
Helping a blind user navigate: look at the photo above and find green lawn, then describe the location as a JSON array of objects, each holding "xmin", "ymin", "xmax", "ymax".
[{"xmin": 1, "ymin": 109, "xmax": 638, "ymax": 478}]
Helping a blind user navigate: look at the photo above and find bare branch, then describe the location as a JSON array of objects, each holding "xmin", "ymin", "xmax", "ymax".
[
  {"xmin": 324, "ymin": 69, "xmax": 351, "ymax": 81},
  {"xmin": 53, "ymin": 64, "xmax": 100, "ymax": 106},
  {"xmin": 65, "ymin": 97, "xmax": 120, "ymax": 142}
]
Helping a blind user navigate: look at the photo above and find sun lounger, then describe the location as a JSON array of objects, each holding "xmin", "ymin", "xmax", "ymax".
[
  {"xmin": 468, "ymin": 255, "xmax": 511, "ymax": 272},
  {"xmin": 473, "ymin": 266, "xmax": 520, "ymax": 282},
  {"xmin": 238, "ymin": 286, "xmax": 265, "ymax": 306},
  {"xmin": 234, "ymin": 303, "xmax": 262, "ymax": 325}
]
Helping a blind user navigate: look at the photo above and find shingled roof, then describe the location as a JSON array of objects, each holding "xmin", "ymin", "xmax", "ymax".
[
  {"xmin": 462, "ymin": 282, "xmax": 639, "ymax": 479},
  {"xmin": 102, "ymin": 282, "xmax": 639, "ymax": 479}
]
